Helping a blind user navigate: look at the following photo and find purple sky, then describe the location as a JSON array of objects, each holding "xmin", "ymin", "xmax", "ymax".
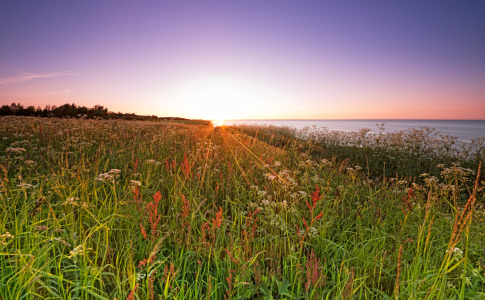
[{"xmin": 1, "ymin": 0, "xmax": 484, "ymax": 120}]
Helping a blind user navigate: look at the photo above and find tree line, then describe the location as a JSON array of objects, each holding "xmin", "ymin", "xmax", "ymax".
[{"xmin": 0, "ymin": 102, "xmax": 197, "ymax": 122}]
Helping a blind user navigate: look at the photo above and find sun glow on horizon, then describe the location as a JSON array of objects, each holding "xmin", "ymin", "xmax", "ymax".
[
  {"xmin": 213, "ymin": 119, "xmax": 225, "ymax": 127},
  {"xmin": 165, "ymin": 76, "xmax": 284, "ymax": 120}
]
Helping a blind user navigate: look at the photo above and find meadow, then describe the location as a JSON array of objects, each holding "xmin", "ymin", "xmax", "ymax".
[{"xmin": 0, "ymin": 116, "xmax": 484, "ymax": 299}]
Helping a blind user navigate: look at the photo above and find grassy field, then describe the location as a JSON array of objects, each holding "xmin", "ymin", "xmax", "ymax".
[{"xmin": 1, "ymin": 116, "xmax": 484, "ymax": 299}]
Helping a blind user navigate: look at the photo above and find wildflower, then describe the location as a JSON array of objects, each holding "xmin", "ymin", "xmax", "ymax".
[
  {"xmin": 6, "ymin": 147, "xmax": 26, "ymax": 154},
  {"xmin": 146, "ymin": 159, "xmax": 156, "ymax": 164},
  {"xmin": 311, "ymin": 175, "xmax": 322, "ymax": 183},
  {"xmin": 257, "ymin": 190, "xmax": 267, "ymax": 197},
  {"xmin": 62, "ymin": 197, "xmax": 80, "ymax": 205},
  {"xmin": 96, "ymin": 173, "xmax": 114, "ymax": 182},
  {"xmin": 320, "ymin": 159, "xmax": 332, "ymax": 166},
  {"xmin": 50, "ymin": 237, "xmax": 71, "ymax": 246},
  {"xmin": 308, "ymin": 227, "xmax": 318, "ymax": 238},
  {"xmin": 108, "ymin": 169, "xmax": 121, "ymax": 174},
  {"xmin": 130, "ymin": 180, "xmax": 142, "ymax": 186},
  {"xmin": 17, "ymin": 183, "xmax": 33, "ymax": 189},
  {"xmin": 0, "ymin": 232, "xmax": 14, "ymax": 245},
  {"xmin": 446, "ymin": 247, "xmax": 463, "ymax": 256},
  {"xmin": 136, "ymin": 273, "xmax": 147, "ymax": 281},
  {"xmin": 68, "ymin": 244, "xmax": 91, "ymax": 259},
  {"xmin": 274, "ymin": 161, "xmax": 282, "ymax": 167}
]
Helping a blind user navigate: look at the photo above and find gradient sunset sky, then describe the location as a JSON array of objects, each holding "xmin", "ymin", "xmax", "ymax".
[{"xmin": 0, "ymin": 1, "xmax": 484, "ymax": 120}]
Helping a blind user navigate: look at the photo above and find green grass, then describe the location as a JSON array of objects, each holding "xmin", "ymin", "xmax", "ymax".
[
  {"xmin": 232, "ymin": 123, "xmax": 484, "ymax": 183},
  {"xmin": 0, "ymin": 116, "xmax": 484, "ymax": 299}
]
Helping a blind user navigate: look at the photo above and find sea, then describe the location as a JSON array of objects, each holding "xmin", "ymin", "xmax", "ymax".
[{"xmin": 223, "ymin": 120, "xmax": 485, "ymax": 143}]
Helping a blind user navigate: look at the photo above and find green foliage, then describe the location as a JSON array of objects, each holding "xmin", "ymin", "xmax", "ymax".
[
  {"xmin": 0, "ymin": 102, "xmax": 211, "ymax": 125},
  {"xmin": 233, "ymin": 123, "xmax": 485, "ymax": 184},
  {"xmin": 0, "ymin": 117, "xmax": 484, "ymax": 299}
]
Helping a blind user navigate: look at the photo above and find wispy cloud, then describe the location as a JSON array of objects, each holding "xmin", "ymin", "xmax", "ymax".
[{"xmin": 0, "ymin": 72, "xmax": 76, "ymax": 85}]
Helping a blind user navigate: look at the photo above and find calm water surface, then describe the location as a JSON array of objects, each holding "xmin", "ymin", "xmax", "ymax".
[{"xmin": 224, "ymin": 120, "xmax": 485, "ymax": 142}]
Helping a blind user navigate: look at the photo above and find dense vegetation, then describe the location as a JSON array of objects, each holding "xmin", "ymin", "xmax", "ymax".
[
  {"xmin": 0, "ymin": 102, "xmax": 210, "ymax": 125},
  {"xmin": 234, "ymin": 123, "xmax": 485, "ymax": 184},
  {"xmin": 1, "ymin": 116, "xmax": 484, "ymax": 299}
]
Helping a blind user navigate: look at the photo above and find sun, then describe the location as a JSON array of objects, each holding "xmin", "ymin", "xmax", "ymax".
[
  {"xmin": 171, "ymin": 76, "xmax": 274, "ymax": 120},
  {"xmin": 213, "ymin": 119, "xmax": 224, "ymax": 127}
]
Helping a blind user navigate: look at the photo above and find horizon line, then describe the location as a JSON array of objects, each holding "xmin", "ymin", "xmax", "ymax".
[{"xmin": 223, "ymin": 118, "xmax": 485, "ymax": 121}]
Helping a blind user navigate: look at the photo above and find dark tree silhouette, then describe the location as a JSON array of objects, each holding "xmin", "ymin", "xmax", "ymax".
[{"xmin": 0, "ymin": 102, "xmax": 209, "ymax": 124}]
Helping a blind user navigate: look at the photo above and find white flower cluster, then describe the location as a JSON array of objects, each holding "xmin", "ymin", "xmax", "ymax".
[
  {"xmin": 446, "ymin": 247, "xmax": 463, "ymax": 257},
  {"xmin": 136, "ymin": 273, "xmax": 146, "ymax": 281},
  {"xmin": 1, "ymin": 231, "xmax": 14, "ymax": 245},
  {"xmin": 6, "ymin": 147, "xmax": 26, "ymax": 154},
  {"xmin": 308, "ymin": 227, "xmax": 319, "ymax": 238},
  {"xmin": 298, "ymin": 159, "xmax": 316, "ymax": 168},
  {"xmin": 320, "ymin": 159, "xmax": 332, "ymax": 167},
  {"xmin": 312, "ymin": 174, "xmax": 323, "ymax": 183},
  {"xmin": 96, "ymin": 169, "xmax": 120, "ymax": 182},
  {"xmin": 62, "ymin": 197, "xmax": 89, "ymax": 208},
  {"xmin": 130, "ymin": 180, "xmax": 141, "ymax": 186},
  {"xmin": 421, "ymin": 174, "xmax": 439, "ymax": 185},
  {"xmin": 439, "ymin": 163, "xmax": 475, "ymax": 184},
  {"xmin": 68, "ymin": 244, "xmax": 91, "ymax": 259},
  {"xmin": 63, "ymin": 197, "xmax": 80, "ymax": 204},
  {"xmin": 17, "ymin": 183, "xmax": 34, "ymax": 189},
  {"xmin": 264, "ymin": 173, "xmax": 276, "ymax": 181},
  {"xmin": 49, "ymin": 237, "xmax": 71, "ymax": 247},
  {"xmin": 257, "ymin": 190, "xmax": 267, "ymax": 198},
  {"xmin": 446, "ymin": 281, "xmax": 456, "ymax": 289},
  {"xmin": 472, "ymin": 266, "xmax": 481, "ymax": 277},
  {"xmin": 278, "ymin": 170, "xmax": 298, "ymax": 187}
]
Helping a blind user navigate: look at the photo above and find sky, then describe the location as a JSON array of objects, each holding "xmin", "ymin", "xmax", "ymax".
[{"xmin": 0, "ymin": 0, "xmax": 484, "ymax": 120}]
